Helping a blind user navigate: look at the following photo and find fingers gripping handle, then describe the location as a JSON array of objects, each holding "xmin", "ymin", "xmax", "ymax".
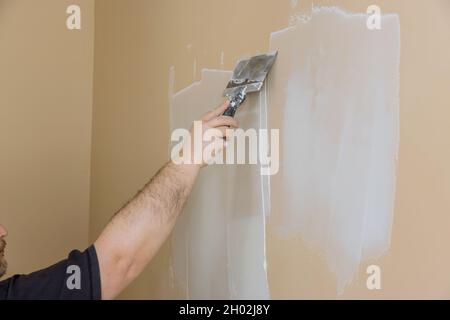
[{"xmin": 223, "ymin": 90, "xmax": 247, "ymax": 118}]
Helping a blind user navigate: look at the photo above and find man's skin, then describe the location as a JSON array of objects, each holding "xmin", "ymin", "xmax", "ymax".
[{"xmin": 0, "ymin": 101, "xmax": 238, "ymax": 300}]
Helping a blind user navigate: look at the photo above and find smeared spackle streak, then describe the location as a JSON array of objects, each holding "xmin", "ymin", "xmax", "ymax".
[
  {"xmin": 269, "ymin": 7, "xmax": 400, "ymax": 294},
  {"xmin": 170, "ymin": 69, "xmax": 270, "ymax": 299}
]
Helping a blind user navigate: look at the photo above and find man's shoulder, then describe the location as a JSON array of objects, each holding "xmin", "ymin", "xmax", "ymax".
[
  {"xmin": 0, "ymin": 246, "xmax": 101, "ymax": 300},
  {"xmin": 0, "ymin": 276, "xmax": 10, "ymax": 299},
  {"xmin": 0, "ymin": 275, "xmax": 19, "ymax": 300}
]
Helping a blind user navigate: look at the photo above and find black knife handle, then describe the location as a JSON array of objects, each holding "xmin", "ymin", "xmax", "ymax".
[{"xmin": 223, "ymin": 106, "xmax": 238, "ymax": 118}]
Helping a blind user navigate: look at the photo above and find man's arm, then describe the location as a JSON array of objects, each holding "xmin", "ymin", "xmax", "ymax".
[{"xmin": 94, "ymin": 101, "xmax": 237, "ymax": 300}]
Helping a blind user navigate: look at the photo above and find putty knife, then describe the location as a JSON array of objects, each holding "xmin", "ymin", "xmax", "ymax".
[{"xmin": 223, "ymin": 52, "xmax": 278, "ymax": 117}]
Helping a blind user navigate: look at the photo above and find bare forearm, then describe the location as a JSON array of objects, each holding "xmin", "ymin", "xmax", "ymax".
[
  {"xmin": 127, "ymin": 161, "xmax": 200, "ymax": 228},
  {"xmin": 94, "ymin": 161, "xmax": 200, "ymax": 299},
  {"xmin": 93, "ymin": 100, "xmax": 237, "ymax": 300}
]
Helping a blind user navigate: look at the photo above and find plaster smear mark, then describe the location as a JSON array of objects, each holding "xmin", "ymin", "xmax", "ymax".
[
  {"xmin": 268, "ymin": 7, "xmax": 400, "ymax": 293},
  {"xmin": 290, "ymin": 0, "xmax": 299, "ymax": 8},
  {"xmin": 169, "ymin": 69, "xmax": 270, "ymax": 299}
]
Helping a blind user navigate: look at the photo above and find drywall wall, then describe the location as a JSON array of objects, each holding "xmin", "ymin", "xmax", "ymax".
[
  {"xmin": 89, "ymin": 0, "xmax": 290, "ymax": 300},
  {"xmin": 169, "ymin": 69, "xmax": 270, "ymax": 299},
  {"xmin": 0, "ymin": 0, "xmax": 94, "ymax": 277},
  {"xmin": 3, "ymin": 0, "xmax": 448, "ymax": 300},
  {"xmin": 89, "ymin": 0, "xmax": 450, "ymax": 299}
]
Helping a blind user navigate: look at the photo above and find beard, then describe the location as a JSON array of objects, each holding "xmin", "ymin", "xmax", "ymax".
[{"xmin": 0, "ymin": 239, "xmax": 7, "ymax": 278}]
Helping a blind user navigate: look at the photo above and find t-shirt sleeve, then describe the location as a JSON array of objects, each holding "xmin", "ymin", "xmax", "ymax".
[{"xmin": 0, "ymin": 245, "xmax": 101, "ymax": 300}]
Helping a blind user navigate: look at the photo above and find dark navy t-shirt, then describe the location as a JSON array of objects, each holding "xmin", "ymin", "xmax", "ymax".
[{"xmin": 0, "ymin": 245, "xmax": 101, "ymax": 300}]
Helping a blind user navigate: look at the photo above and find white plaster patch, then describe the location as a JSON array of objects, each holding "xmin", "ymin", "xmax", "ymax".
[
  {"xmin": 268, "ymin": 7, "xmax": 400, "ymax": 293},
  {"xmin": 169, "ymin": 69, "xmax": 270, "ymax": 299}
]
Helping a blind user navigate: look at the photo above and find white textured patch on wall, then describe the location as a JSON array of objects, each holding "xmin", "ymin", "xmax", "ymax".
[
  {"xmin": 268, "ymin": 7, "xmax": 400, "ymax": 293},
  {"xmin": 169, "ymin": 69, "xmax": 270, "ymax": 299}
]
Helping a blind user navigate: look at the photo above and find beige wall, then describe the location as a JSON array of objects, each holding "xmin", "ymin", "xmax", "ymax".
[
  {"xmin": 2, "ymin": 0, "xmax": 449, "ymax": 299},
  {"xmin": 89, "ymin": 0, "xmax": 174, "ymax": 299},
  {"xmin": 90, "ymin": 0, "xmax": 450, "ymax": 299},
  {"xmin": 0, "ymin": 0, "xmax": 95, "ymax": 276}
]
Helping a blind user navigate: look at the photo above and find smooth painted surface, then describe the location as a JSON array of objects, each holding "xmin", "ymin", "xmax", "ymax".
[{"xmin": 0, "ymin": 0, "xmax": 94, "ymax": 277}]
